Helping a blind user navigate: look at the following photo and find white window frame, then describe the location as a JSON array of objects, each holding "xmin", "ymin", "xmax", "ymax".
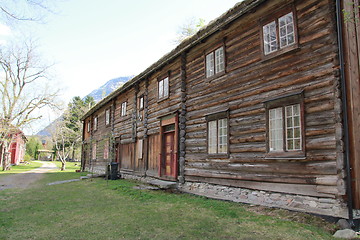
[
  {"xmin": 262, "ymin": 11, "xmax": 296, "ymax": 55},
  {"xmin": 105, "ymin": 109, "xmax": 110, "ymax": 125},
  {"xmin": 206, "ymin": 46, "xmax": 225, "ymax": 78},
  {"xmin": 268, "ymin": 104, "xmax": 302, "ymax": 153},
  {"xmin": 158, "ymin": 77, "xmax": 169, "ymax": 99},
  {"xmin": 121, "ymin": 102, "xmax": 127, "ymax": 116},
  {"xmin": 207, "ymin": 112, "xmax": 228, "ymax": 155},
  {"xmin": 93, "ymin": 116, "xmax": 98, "ymax": 131}
]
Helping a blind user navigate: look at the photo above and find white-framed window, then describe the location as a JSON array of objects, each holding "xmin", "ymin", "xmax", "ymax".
[
  {"xmin": 263, "ymin": 12, "xmax": 296, "ymax": 55},
  {"xmin": 87, "ymin": 120, "xmax": 91, "ymax": 133},
  {"xmin": 206, "ymin": 46, "xmax": 225, "ymax": 78},
  {"xmin": 268, "ymin": 104, "xmax": 302, "ymax": 152},
  {"xmin": 139, "ymin": 95, "xmax": 144, "ymax": 110},
  {"xmin": 121, "ymin": 102, "xmax": 127, "ymax": 116},
  {"xmin": 105, "ymin": 109, "xmax": 110, "ymax": 125},
  {"xmin": 207, "ymin": 112, "xmax": 228, "ymax": 155},
  {"xmin": 93, "ymin": 116, "xmax": 98, "ymax": 131},
  {"xmin": 158, "ymin": 77, "xmax": 169, "ymax": 99}
]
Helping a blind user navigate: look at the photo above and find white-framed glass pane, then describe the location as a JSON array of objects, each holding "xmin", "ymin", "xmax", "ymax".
[
  {"xmin": 279, "ymin": 12, "xmax": 295, "ymax": 48},
  {"xmin": 92, "ymin": 143, "xmax": 96, "ymax": 159},
  {"xmin": 215, "ymin": 47, "xmax": 225, "ymax": 74},
  {"xmin": 93, "ymin": 117, "xmax": 98, "ymax": 130},
  {"xmin": 285, "ymin": 104, "xmax": 301, "ymax": 151},
  {"xmin": 158, "ymin": 80, "xmax": 164, "ymax": 98},
  {"xmin": 105, "ymin": 109, "xmax": 110, "ymax": 125},
  {"xmin": 121, "ymin": 102, "xmax": 127, "ymax": 116},
  {"xmin": 263, "ymin": 21, "xmax": 277, "ymax": 55},
  {"xmin": 206, "ymin": 52, "xmax": 214, "ymax": 77},
  {"xmin": 218, "ymin": 118, "xmax": 228, "ymax": 154},
  {"xmin": 208, "ymin": 120, "xmax": 217, "ymax": 154},
  {"xmin": 163, "ymin": 77, "xmax": 169, "ymax": 98},
  {"xmin": 139, "ymin": 96, "xmax": 144, "ymax": 109},
  {"xmin": 87, "ymin": 121, "xmax": 90, "ymax": 132},
  {"xmin": 269, "ymin": 107, "xmax": 283, "ymax": 151}
]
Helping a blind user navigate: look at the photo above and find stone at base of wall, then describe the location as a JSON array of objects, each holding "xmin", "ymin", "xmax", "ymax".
[{"xmin": 179, "ymin": 182, "xmax": 349, "ymax": 218}]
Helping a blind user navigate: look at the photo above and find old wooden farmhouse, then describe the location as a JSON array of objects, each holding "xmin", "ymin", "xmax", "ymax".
[{"xmin": 81, "ymin": 0, "xmax": 360, "ymax": 219}]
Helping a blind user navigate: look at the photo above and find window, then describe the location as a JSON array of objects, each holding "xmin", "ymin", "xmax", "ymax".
[
  {"xmin": 121, "ymin": 102, "xmax": 127, "ymax": 116},
  {"xmin": 87, "ymin": 120, "xmax": 91, "ymax": 133},
  {"xmin": 206, "ymin": 112, "xmax": 228, "ymax": 155},
  {"xmin": 206, "ymin": 46, "xmax": 225, "ymax": 78},
  {"xmin": 158, "ymin": 77, "xmax": 169, "ymax": 99},
  {"xmin": 139, "ymin": 95, "xmax": 144, "ymax": 110},
  {"xmin": 262, "ymin": 11, "xmax": 296, "ymax": 55},
  {"xmin": 105, "ymin": 109, "xmax": 111, "ymax": 125},
  {"xmin": 93, "ymin": 116, "xmax": 98, "ymax": 131},
  {"xmin": 92, "ymin": 143, "xmax": 97, "ymax": 160},
  {"xmin": 265, "ymin": 93, "xmax": 304, "ymax": 158}
]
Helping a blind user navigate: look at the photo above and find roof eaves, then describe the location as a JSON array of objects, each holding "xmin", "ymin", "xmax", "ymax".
[{"xmin": 81, "ymin": 0, "xmax": 265, "ymax": 121}]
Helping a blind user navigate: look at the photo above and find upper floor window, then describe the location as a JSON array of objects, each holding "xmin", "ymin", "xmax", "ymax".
[
  {"xmin": 206, "ymin": 46, "xmax": 225, "ymax": 78},
  {"xmin": 265, "ymin": 92, "xmax": 304, "ymax": 158},
  {"xmin": 158, "ymin": 77, "xmax": 169, "ymax": 99},
  {"xmin": 93, "ymin": 116, "xmax": 98, "ymax": 131},
  {"xmin": 139, "ymin": 95, "xmax": 144, "ymax": 110},
  {"xmin": 262, "ymin": 11, "xmax": 297, "ymax": 56},
  {"xmin": 105, "ymin": 109, "xmax": 111, "ymax": 125},
  {"xmin": 206, "ymin": 111, "xmax": 228, "ymax": 156},
  {"xmin": 121, "ymin": 102, "xmax": 127, "ymax": 116},
  {"xmin": 87, "ymin": 120, "xmax": 91, "ymax": 133}
]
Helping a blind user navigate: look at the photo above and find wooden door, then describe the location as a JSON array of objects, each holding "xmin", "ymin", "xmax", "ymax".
[{"xmin": 163, "ymin": 131, "xmax": 175, "ymax": 178}]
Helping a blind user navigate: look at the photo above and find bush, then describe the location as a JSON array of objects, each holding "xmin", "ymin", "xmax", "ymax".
[{"xmin": 24, "ymin": 153, "xmax": 32, "ymax": 162}]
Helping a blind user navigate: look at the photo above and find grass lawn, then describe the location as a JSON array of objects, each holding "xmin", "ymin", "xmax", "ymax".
[
  {"xmin": 0, "ymin": 170, "xmax": 339, "ymax": 240},
  {"xmin": 0, "ymin": 161, "xmax": 43, "ymax": 176}
]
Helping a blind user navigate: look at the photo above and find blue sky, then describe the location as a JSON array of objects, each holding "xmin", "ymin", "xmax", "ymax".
[{"xmin": 0, "ymin": 0, "xmax": 241, "ymax": 132}]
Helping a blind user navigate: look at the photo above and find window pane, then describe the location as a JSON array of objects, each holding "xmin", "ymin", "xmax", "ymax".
[
  {"xmin": 285, "ymin": 104, "xmax": 302, "ymax": 151},
  {"xmin": 263, "ymin": 21, "xmax": 277, "ymax": 55},
  {"xmin": 269, "ymin": 107, "xmax": 283, "ymax": 151},
  {"xmin": 215, "ymin": 47, "xmax": 225, "ymax": 73},
  {"xmin": 279, "ymin": 12, "xmax": 295, "ymax": 48},
  {"xmin": 159, "ymin": 80, "xmax": 164, "ymax": 98},
  {"xmin": 218, "ymin": 118, "xmax": 228, "ymax": 153},
  {"xmin": 164, "ymin": 77, "xmax": 169, "ymax": 98},
  {"xmin": 206, "ymin": 52, "xmax": 214, "ymax": 77},
  {"xmin": 208, "ymin": 121, "xmax": 217, "ymax": 154}
]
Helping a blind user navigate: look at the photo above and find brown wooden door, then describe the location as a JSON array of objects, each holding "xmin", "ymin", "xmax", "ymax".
[{"xmin": 163, "ymin": 131, "xmax": 175, "ymax": 178}]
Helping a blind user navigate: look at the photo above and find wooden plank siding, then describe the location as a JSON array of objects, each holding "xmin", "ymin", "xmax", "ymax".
[
  {"xmin": 80, "ymin": 0, "xmax": 360, "ymax": 217},
  {"xmin": 184, "ymin": 0, "xmax": 344, "ymax": 199}
]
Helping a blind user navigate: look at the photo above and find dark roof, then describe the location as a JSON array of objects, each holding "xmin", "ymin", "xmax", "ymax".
[{"xmin": 82, "ymin": 0, "xmax": 266, "ymax": 120}]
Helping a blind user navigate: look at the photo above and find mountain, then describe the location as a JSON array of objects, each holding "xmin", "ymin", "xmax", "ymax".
[
  {"xmin": 36, "ymin": 76, "xmax": 133, "ymax": 136},
  {"xmin": 86, "ymin": 76, "xmax": 133, "ymax": 102}
]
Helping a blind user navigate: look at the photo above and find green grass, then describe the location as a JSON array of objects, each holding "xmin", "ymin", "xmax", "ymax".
[
  {"xmin": 0, "ymin": 171, "xmax": 338, "ymax": 240},
  {"xmin": 0, "ymin": 161, "xmax": 43, "ymax": 175}
]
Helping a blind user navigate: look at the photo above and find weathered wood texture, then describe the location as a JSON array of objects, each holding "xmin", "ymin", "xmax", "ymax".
[
  {"xmin": 342, "ymin": 0, "xmax": 360, "ymax": 208},
  {"xmin": 184, "ymin": 0, "xmax": 345, "ymax": 198}
]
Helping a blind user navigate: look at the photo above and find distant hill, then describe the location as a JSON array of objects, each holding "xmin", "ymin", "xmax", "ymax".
[
  {"xmin": 36, "ymin": 76, "xmax": 133, "ymax": 136},
  {"xmin": 86, "ymin": 76, "xmax": 133, "ymax": 102}
]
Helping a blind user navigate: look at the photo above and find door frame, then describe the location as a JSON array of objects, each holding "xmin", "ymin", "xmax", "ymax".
[{"xmin": 159, "ymin": 114, "xmax": 178, "ymax": 180}]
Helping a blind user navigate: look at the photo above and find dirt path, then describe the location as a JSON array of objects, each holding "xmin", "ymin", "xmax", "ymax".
[{"xmin": 0, "ymin": 161, "xmax": 58, "ymax": 191}]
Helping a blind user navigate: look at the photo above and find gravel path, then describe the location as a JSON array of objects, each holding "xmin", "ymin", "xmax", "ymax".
[{"xmin": 0, "ymin": 161, "xmax": 58, "ymax": 191}]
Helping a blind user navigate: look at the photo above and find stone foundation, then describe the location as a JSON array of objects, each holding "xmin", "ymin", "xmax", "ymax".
[{"xmin": 179, "ymin": 182, "xmax": 349, "ymax": 218}]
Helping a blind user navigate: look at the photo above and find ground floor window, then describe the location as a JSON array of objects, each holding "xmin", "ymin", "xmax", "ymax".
[{"xmin": 206, "ymin": 111, "xmax": 229, "ymax": 156}]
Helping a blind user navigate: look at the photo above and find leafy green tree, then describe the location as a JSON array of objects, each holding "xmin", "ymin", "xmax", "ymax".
[
  {"xmin": 174, "ymin": 18, "xmax": 206, "ymax": 44},
  {"xmin": 52, "ymin": 96, "xmax": 95, "ymax": 170},
  {"xmin": 25, "ymin": 136, "xmax": 42, "ymax": 159}
]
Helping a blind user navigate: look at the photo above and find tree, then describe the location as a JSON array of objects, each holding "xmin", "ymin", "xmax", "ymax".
[
  {"xmin": 52, "ymin": 96, "xmax": 95, "ymax": 171},
  {"xmin": 0, "ymin": 41, "xmax": 59, "ymax": 170},
  {"xmin": 173, "ymin": 18, "xmax": 206, "ymax": 44},
  {"xmin": 0, "ymin": 0, "xmax": 55, "ymax": 24},
  {"xmin": 25, "ymin": 136, "xmax": 42, "ymax": 159}
]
